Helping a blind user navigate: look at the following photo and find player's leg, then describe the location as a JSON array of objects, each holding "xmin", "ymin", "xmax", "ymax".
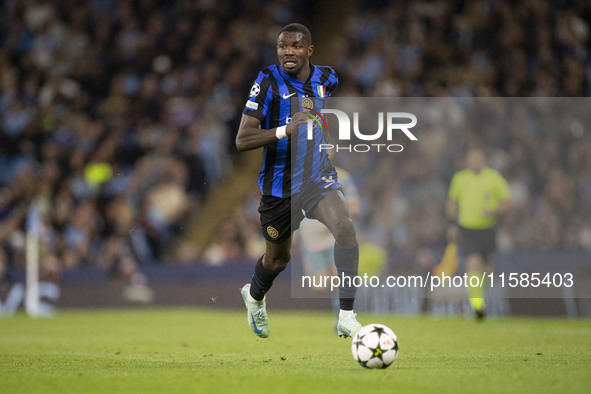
[
  {"xmin": 253, "ymin": 237, "xmax": 292, "ymax": 300},
  {"xmin": 471, "ymin": 227, "xmax": 496, "ymax": 319},
  {"xmin": 460, "ymin": 227, "xmax": 492, "ymax": 319},
  {"xmin": 240, "ymin": 237, "xmax": 291, "ymax": 338},
  {"xmin": 311, "ymin": 189, "xmax": 362, "ymax": 337},
  {"xmin": 313, "ymin": 189, "xmax": 357, "ymax": 248},
  {"xmin": 241, "ymin": 195, "xmax": 294, "ymax": 338},
  {"xmin": 466, "ymin": 252, "xmax": 487, "ymax": 318}
]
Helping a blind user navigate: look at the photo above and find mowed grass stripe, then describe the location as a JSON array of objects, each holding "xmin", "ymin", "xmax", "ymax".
[{"xmin": 0, "ymin": 308, "xmax": 589, "ymax": 394}]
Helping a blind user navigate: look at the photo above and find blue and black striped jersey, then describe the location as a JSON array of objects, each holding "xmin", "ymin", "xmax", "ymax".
[{"xmin": 243, "ymin": 63, "xmax": 338, "ymax": 198}]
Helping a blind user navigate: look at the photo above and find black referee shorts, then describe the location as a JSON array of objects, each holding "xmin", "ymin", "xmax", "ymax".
[{"xmin": 459, "ymin": 226, "xmax": 496, "ymax": 263}]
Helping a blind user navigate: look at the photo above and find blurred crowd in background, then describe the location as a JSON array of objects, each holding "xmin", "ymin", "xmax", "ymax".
[
  {"xmin": 1, "ymin": 0, "xmax": 590, "ymax": 283},
  {"xmin": 0, "ymin": 0, "xmax": 310, "ymax": 281},
  {"xmin": 326, "ymin": 0, "xmax": 591, "ymax": 255}
]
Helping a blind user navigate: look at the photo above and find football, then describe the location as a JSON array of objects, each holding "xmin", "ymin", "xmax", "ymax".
[{"xmin": 351, "ymin": 324, "xmax": 398, "ymax": 369}]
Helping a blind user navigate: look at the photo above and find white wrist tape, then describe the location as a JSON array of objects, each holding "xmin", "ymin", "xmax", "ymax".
[{"xmin": 275, "ymin": 125, "xmax": 288, "ymax": 140}]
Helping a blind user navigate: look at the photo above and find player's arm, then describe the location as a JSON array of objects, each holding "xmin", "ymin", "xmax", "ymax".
[
  {"xmin": 483, "ymin": 174, "xmax": 512, "ymax": 218},
  {"xmin": 483, "ymin": 197, "xmax": 511, "ymax": 218},
  {"xmin": 496, "ymin": 198, "xmax": 511, "ymax": 215},
  {"xmin": 445, "ymin": 197, "xmax": 459, "ymax": 243},
  {"xmin": 446, "ymin": 174, "xmax": 460, "ymax": 242},
  {"xmin": 445, "ymin": 198, "xmax": 458, "ymax": 222},
  {"xmin": 446, "ymin": 174, "xmax": 459, "ymax": 222},
  {"xmin": 236, "ymin": 115, "xmax": 274, "ymax": 152},
  {"xmin": 488, "ymin": 194, "xmax": 511, "ymax": 216},
  {"xmin": 235, "ymin": 112, "xmax": 310, "ymax": 152},
  {"xmin": 495, "ymin": 175, "xmax": 512, "ymax": 215}
]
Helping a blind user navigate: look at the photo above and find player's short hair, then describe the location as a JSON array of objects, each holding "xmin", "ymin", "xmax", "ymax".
[{"xmin": 278, "ymin": 23, "xmax": 312, "ymax": 45}]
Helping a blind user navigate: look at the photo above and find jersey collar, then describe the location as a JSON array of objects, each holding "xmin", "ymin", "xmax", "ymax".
[{"xmin": 278, "ymin": 62, "xmax": 314, "ymax": 85}]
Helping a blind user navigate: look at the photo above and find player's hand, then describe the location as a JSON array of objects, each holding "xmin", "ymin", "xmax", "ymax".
[{"xmin": 286, "ymin": 112, "xmax": 310, "ymax": 136}]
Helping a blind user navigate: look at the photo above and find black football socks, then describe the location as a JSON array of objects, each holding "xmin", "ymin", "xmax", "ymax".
[
  {"xmin": 249, "ymin": 256, "xmax": 280, "ymax": 301},
  {"xmin": 335, "ymin": 244, "xmax": 359, "ymax": 311}
]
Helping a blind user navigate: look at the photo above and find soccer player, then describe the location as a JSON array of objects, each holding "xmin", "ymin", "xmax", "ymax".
[
  {"xmin": 236, "ymin": 23, "xmax": 362, "ymax": 338},
  {"xmin": 446, "ymin": 147, "xmax": 511, "ymax": 320}
]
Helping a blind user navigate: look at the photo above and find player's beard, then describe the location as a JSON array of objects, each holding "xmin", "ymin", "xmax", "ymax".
[{"xmin": 281, "ymin": 58, "xmax": 302, "ymax": 77}]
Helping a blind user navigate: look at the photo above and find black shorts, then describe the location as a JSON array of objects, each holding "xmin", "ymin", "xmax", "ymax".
[
  {"xmin": 459, "ymin": 226, "xmax": 496, "ymax": 262},
  {"xmin": 259, "ymin": 179, "xmax": 342, "ymax": 244}
]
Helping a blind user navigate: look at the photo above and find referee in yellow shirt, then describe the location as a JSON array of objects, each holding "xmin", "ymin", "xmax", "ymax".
[{"xmin": 446, "ymin": 147, "xmax": 511, "ymax": 320}]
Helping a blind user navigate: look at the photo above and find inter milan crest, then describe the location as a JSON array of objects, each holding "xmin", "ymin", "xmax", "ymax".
[
  {"xmin": 266, "ymin": 226, "xmax": 279, "ymax": 239},
  {"xmin": 301, "ymin": 97, "xmax": 314, "ymax": 110}
]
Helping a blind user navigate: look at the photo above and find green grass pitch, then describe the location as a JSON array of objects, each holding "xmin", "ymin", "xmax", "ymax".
[{"xmin": 1, "ymin": 308, "xmax": 590, "ymax": 394}]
